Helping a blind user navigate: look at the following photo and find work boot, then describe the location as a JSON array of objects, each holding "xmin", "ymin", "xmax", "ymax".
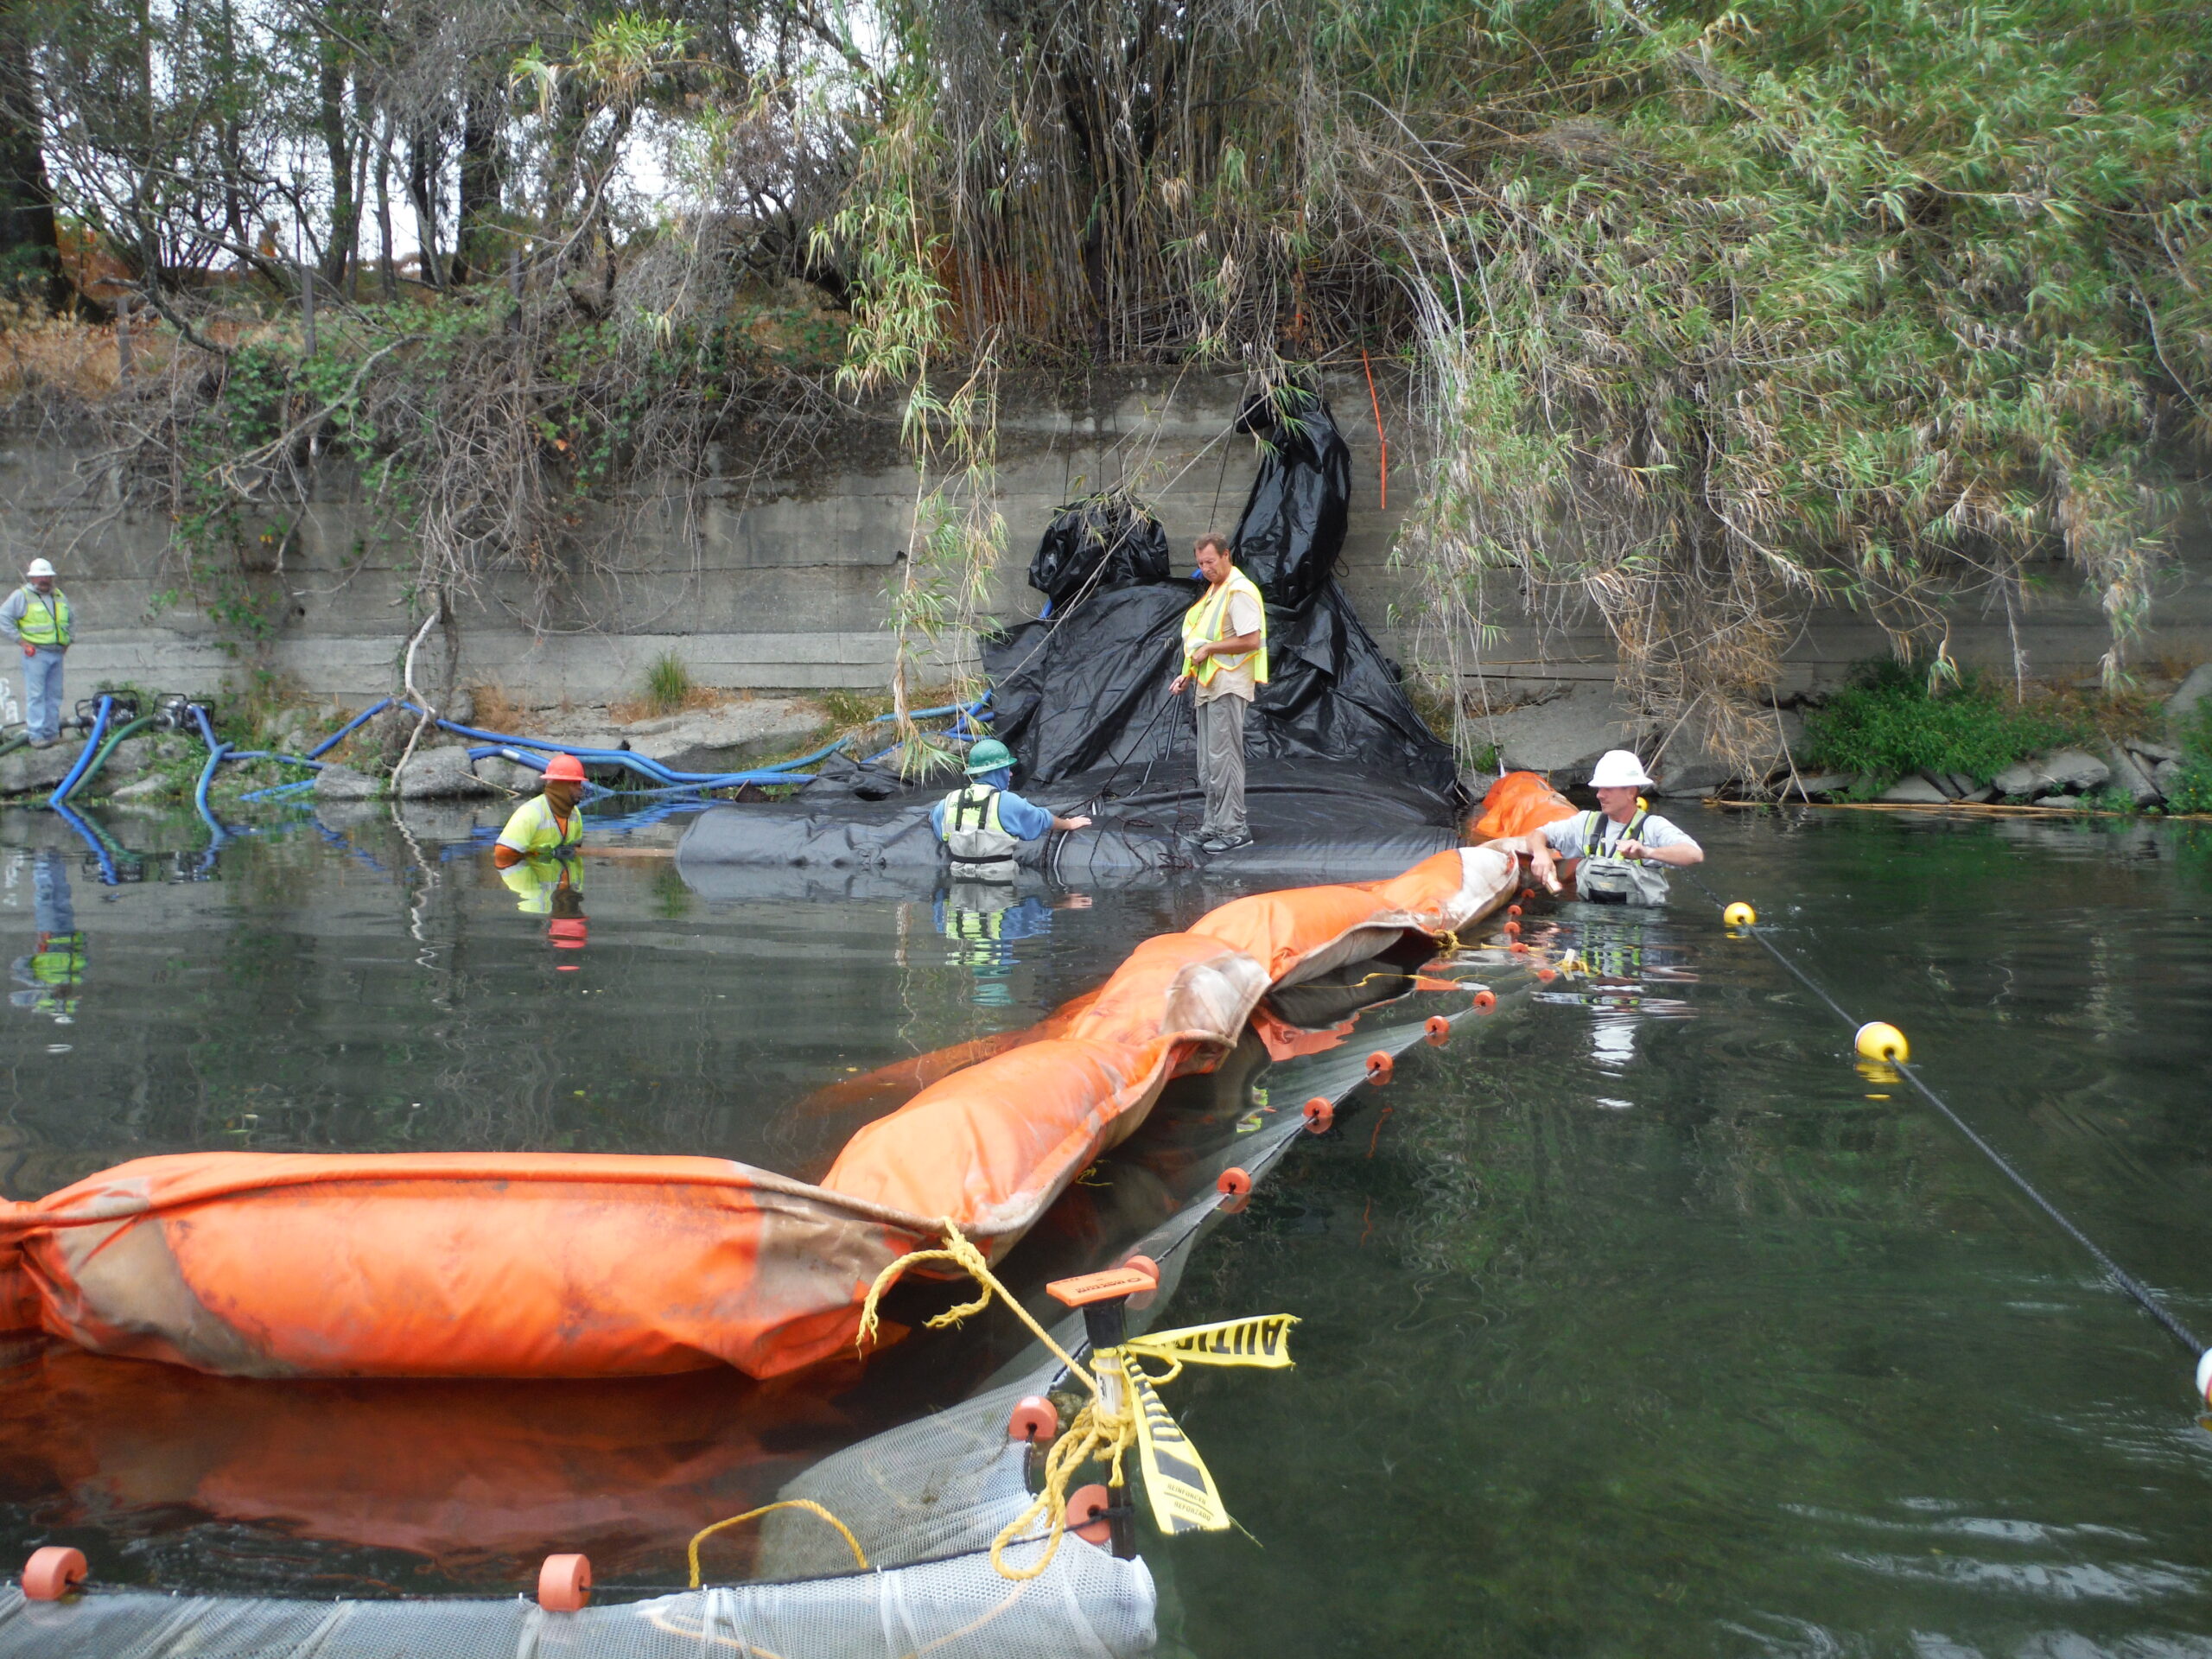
[{"xmin": 28, "ymin": 737, "xmax": 52, "ymax": 749}]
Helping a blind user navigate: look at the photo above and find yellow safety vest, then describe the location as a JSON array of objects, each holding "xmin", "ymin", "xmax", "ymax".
[
  {"xmin": 498, "ymin": 792, "xmax": 585, "ymax": 858},
  {"xmin": 16, "ymin": 588, "xmax": 69, "ymax": 648},
  {"xmin": 1180, "ymin": 568, "xmax": 1268, "ymax": 688}
]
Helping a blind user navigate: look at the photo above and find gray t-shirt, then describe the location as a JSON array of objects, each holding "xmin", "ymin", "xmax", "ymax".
[{"xmin": 1541, "ymin": 810, "xmax": 1698, "ymax": 858}]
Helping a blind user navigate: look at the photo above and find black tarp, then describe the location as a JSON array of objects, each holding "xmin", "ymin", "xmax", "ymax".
[
  {"xmin": 983, "ymin": 388, "xmax": 1459, "ymax": 804},
  {"xmin": 672, "ymin": 757, "xmax": 1457, "ymax": 894},
  {"xmin": 1027, "ymin": 493, "xmax": 1173, "ymax": 607}
]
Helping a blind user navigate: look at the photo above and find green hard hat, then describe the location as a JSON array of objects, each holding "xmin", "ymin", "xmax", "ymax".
[{"xmin": 965, "ymin": 738, "xmax": 1015, "ymax": 774}]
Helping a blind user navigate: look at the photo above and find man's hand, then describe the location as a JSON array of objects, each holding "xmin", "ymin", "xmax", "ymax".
[
  {"xmin": 1168, "ymin": 672, "xmax": 1191, "ymax": 696},
  {"xmin": 1054, "ymin": 814, "xmax": 1093, "ymax": 831},
  {"xmin": 1187, "ymin": 639, "xmax": 1214, "ymax": 664},
  {"xmin": 1531, "ymin": 852, "xmax": 1563, "ymax": 895},
  {"xmin": 1617, "ymin": 839, "xmax": 1647, "ymax": 861},
  {"xmin": 18, "ymin": 642, "xmax": 31, "ymax": 658}
]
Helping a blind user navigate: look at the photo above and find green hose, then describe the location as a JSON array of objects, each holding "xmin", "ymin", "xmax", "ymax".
[
  {"xmin": 0, "ymin": 733, "xmax": 27, "ymax": 762},
  {"xmin": 67, "ymin": 714, "xmax": 158, "ymax": 799}
]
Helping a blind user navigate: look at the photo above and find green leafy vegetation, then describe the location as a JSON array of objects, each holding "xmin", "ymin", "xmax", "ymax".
[
  {"xmin": 2165, "ymin": 706, "xmax": 2212, "ymax": 815},
  {"xmin": 642, "ymin": 652, "xmax": 695, "ymax": 715},
  {"xmin": 1801, "ymin": 664, "xmax": 2084, "ymax": 784}
]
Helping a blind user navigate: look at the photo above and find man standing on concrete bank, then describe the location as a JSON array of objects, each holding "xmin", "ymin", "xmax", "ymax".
[
  {"xmin": 1, "ymin": 560, "xmax": 72, "ymax": 747},
  {"xmin": 1168, "ymin": 533, "xmax": 1268, "ymax": 854}
]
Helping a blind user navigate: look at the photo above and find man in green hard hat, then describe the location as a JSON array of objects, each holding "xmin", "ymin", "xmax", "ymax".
[{"xmin": 931, "ymin": 738, "xmax": 1092, "ymax": 879}]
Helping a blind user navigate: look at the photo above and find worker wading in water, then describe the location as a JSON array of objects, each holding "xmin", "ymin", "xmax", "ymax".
[
  {"xmin": 1521, "ymin": 750, "xmax": 1704, "ymax": 905},
  {"xmin": 931, "ymin": 738, "xmax": 1091, "ymax": 880},
  {"xmin": 488, "ymin": 752, "xmax": 583, "ymax": 925},
  {"xmin": 1, "ymin": 559, "xmax": 73, "ymax": 748},
  {"xmin": 1168, "ymin": 533, "xmax": 1267, "ymax": 855}
]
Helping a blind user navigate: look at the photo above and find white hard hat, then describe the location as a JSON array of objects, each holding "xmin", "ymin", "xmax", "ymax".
[
  {"xmin": 1588, "ymin": 749, "xmax": 1656, "ymax": 789},
  {"xmin": 23, "ymin": 559, "xmax": 54, "ymax": 579}
]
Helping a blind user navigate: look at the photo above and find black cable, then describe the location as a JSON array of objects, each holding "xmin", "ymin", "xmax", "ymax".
[{"xmin": 1681, "ymin": 869, "xmax": 2204, "ymax": 1358}]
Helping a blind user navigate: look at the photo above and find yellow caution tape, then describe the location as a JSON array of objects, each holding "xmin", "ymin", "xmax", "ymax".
[
  {"xmin": 1119, "ymin": 1356, "xmax": 1232, "ymax": 1533},
  {"xmin": 1123, "ymin": 1313, "xmax": 1299, "ymax": 1370},
  {"xmin": 859, "ymin": 1219, "xmax": 1298, "ymax": 1577}
]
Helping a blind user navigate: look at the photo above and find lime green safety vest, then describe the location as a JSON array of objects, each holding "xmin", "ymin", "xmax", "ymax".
[
  {"xmin": 498, "ymin": 792, "xmax": 584, "ymax": 858},
  {"xmin": 1180, "ymin": 568, "xmax": 1269, "ymax": 689},
  {"xmin": 16, "ymin": 588, "xmax": 69, "ymax": 648},
  {"xmin": 1577, "ymin": 807, "xmax": 1648, "ymax": 857},
  {"xmin": 29, "ymin": 933, "xmax": 85, "ymax": 984}
]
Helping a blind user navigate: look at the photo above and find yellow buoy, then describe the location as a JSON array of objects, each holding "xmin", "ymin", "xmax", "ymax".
[
  {"xmin": 1855, "ymin": 1021, "xmax": 1909, "ymax": 1064},
  {"xmin": 1723, "ymin": 901, "xmax": 1756, "ymax": 928}
]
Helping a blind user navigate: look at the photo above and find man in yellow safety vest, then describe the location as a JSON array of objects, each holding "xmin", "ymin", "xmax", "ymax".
[
  {"xmin": 1168, "ymin": 533, "xmax": 1268, "ymax": 853},
  {"xmin": 1, "ymin": 559, "xmax": 73, "ymax": 747},
  {"xmin": 493, "ymin": 752, "xmax": 587, "ymax": 869}
]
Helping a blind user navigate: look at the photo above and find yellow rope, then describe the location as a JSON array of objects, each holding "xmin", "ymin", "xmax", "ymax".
[
  {"xmin": 859, "ymin": 1220, "xmax": 1147, "ymax": 1581},
  {"xmin": 686, "ymin": 1498, "xmax": 866, "ymax": 1587},
  {"xmin": 856, "ymin": 1219, "xmax": 1095, "ymax": 1393}
]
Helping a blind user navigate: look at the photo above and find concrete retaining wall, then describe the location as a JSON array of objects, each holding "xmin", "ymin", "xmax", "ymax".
[{"xmin": 1, "ymin": 372, "xmax": 2205, "ymax": 713}]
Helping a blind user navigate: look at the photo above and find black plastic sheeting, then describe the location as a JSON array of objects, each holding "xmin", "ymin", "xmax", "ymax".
[
  {"xmin": 984, "ymin": 389, "xmax": 1459, "ymax": 804},
  {"xmin": 1227, "ymin": 387, "xmax": 1352, "ymax": 610},
  {"xmin": 1027, "ymin": 492, "xmax": 1174, "ymax": 607},
  {"xmin": 672, "ymin": 757, "xmax": 1456, "ymax": 901}
]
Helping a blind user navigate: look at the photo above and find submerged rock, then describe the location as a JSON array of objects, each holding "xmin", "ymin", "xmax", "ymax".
[
  {"xmin": 396, "ymin": 745, "xmax": 499, "ymax": 800},
  {"xmin": 0, "ymin": 741, "xmax": 79, "ymax": 794},
  {"xmin": 2040, "ymin": 750, "xmax": 2111, "ymax": 792},
  {"xmin": 1879, "ymin": 774, "xmax": 1950, "ymax": 804},
  {"xmin": 315, "ymin": 764, "xmax": 378, "ymax": 803}
]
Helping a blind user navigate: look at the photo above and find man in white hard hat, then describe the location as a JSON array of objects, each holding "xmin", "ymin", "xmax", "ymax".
[
  {"xmin": 0, "ymin": 560, "xmax": 73, "ymax": 747},
  {"xmin": 1521, "ymin": 749, "xmax": 1703, "ymax": 905}
]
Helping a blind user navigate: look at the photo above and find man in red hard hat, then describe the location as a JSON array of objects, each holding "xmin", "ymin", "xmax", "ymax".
[{"xmin": 493, "ymin": 752, "xmax": 587, "ymax": 870}]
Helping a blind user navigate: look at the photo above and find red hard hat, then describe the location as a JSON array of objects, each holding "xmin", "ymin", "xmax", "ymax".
[{"xmin": 543, "ymin": 753, "xmax": 586, "ymax": 783}]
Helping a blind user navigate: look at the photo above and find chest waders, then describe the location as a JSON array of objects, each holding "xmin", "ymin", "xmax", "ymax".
[
  {"xmin": 1574, "ymin": 809, "xmax": 1670, "ymax": 906},
  {"xmin": 940, "ymin": 785, "xmax": 1020, "ymax": 879}
]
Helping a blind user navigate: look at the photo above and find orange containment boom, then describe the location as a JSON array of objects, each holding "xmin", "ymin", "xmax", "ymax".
[
  {"xmin": 0, "ymin": 849, "xmax": 1516, "ymax": 1381},
  {"xmin": 1470, "ymin": 770, "xmax": 1580, "ymax": 843}
]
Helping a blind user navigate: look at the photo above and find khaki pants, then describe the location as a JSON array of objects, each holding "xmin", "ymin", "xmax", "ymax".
[{"xmin": 1196, "ymin": 692, "xmax": 1248, "ymax": 841}]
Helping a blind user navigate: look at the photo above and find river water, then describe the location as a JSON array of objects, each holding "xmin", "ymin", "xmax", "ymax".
[{"xmin": 0, "ymin": 798, "xmax": 2208, "ymax": 1654}]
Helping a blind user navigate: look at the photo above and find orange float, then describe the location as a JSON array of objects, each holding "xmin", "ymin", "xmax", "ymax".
[
  {"xmin": 22, "ymin": 1547, "xmax": 85, "ymax": 1601},
  {"xmin": 1471, "ymin": 771, "xmax": 1579, "ymax": 842},
  {"xmin": 537, "ymin": 1553, "xmax": 591, "ymax": 1612}
]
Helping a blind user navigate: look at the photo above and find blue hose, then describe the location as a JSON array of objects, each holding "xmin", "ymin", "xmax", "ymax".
[
  {"xmin": 50, "ymin": 801, "xmax": 118, "ymax": 886},
  {"xmin": 225, "ymin": 749, "xmax": 326, "ymax": 769},
  {"xmin": 190, "ymin": 706, "xmax": 230, "ymax": 841},
  {"xmin": 237, "ymin": 778, "xmax": 318, "ymax": 803},
  {"xmin": 306, "ymin": 697, "xmax": 393, "ymax": 759},
  {"xmin": 47, "ymin": 696, "xmax": 114, "ymax": 808},
  {"xmin": 467, "ymin": 745, "xmax": 815, "ymax": 792}
]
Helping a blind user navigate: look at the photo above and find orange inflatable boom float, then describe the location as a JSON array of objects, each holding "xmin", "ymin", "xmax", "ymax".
[{"xmin": 0, "ymin": 849, "xmax": 1516, "ymax": 1381}]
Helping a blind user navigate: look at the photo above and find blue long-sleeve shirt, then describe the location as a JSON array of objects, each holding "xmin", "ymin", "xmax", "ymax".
[{"xmin": 928, "ymin": 776, "xmax": 1056, "ymax": 843}]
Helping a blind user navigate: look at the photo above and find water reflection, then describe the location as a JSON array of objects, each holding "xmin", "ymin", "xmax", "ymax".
[{"xmin": 8, "ymin": 849, "xmax": 82, "ymax": 1022}]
